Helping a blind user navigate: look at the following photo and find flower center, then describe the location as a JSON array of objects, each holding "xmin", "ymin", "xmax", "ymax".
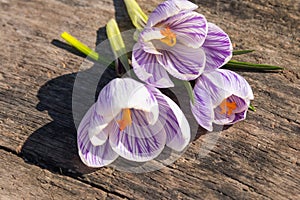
[
  {"xmin": 219, "ymin": 99, "xmax": 237, "ymax": 116},
  {"xmin": 160, "ymin": 27, "xmax": 176, "ymax": 47},
  {"xmin": 117, "ymin": 108, "xmax": 132, "ymax": 131}
]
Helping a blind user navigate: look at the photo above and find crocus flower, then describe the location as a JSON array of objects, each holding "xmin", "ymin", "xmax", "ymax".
[
  {"xmin": 132, "ymin": 0, "xmax": 207, "ymax": 87},
  {"xmin": 77, "ymin": 78, "xmax": 190, "ymax": 167},
  {"xmin": 191, "ymin": 69, "xmax": 254, "ymax": 131},
  {"xmin": 132, "ymin": 0, "xmax": 232, "ymax": 88}
]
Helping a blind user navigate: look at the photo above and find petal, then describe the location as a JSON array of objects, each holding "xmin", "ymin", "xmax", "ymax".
[
  {"xmin": 232, "ymin": 110, "xmax": 247, "ymax": 123},
  {"xmin": 213, "ymin": 106, "xmax": 236, "ymax": 125},
  {"xmin": 146, "ymin": 0, "xmax": 198, "ymax": 27},
  {"xmin": 96, "ymin": 78, "xmax": 159, "ymax": 125},
  {"xmin": 161, "ymin": 11, "xmax": 208, "ymax": 48},
  {"xmin": 132, "ymin": 43, "xmax": 174, "ymax": 88},
  {"xmin": 116, "ymin": 109, "xmax": 165, "ymax": 139},
  {"xmin": 202, "ymin": 69, "xmax": 254, "ymax": 101},
  {"xmin": 202, "ymin": 23, "xmax": 233, "ymax": 71},
  {"xmin": 78, "ymin": 104, "xmax": 109, "ymax": 146},
  {"xmin": 196, "ymin": 73, "xmax": 230, "ymax": 107},
  {"xmin": 139, "ymin": 28, "xmax": 165, "ymax": 42},
  {"xmin": 109, "ymin": 120, "xmax": 167, "ymax": 162},
  {"xmin": 77, "ymin": 105, "xmax": 118, "ymax": 167},
  {"xmin": 172, "ymin": 0, "xmax": 198, "ymax": 11},
  {"xmin": 138, "ymin": 28, "xmax": 164, "ymax": 55},
  {"xmin": 157, "ymin": 43, "xmax": 206, "ymax": 80},
  {"xmin": 191, "ymin": 81, "xmax": 214, "ymax": 131},
  {"xmin": 228, "ymin": 95, "xmax": 249, "ymax": 113},
  {"xmin": 150, "ymin": 87, "xmax": 190, "ymax": 151}
]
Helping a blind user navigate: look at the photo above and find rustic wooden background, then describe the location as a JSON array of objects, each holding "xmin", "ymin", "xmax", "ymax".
[{"xmin": 0, "ymin": 0, "xmax": 299, "ymax": 199}]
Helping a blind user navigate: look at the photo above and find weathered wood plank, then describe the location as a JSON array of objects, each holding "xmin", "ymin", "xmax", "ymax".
[
  {"xmin": 0, "ymin": 0, "xmax": 299, "ymax": 199},
  {"xmin": 0, "ymin": 149, "xmax": 124, "ymax": 200}
]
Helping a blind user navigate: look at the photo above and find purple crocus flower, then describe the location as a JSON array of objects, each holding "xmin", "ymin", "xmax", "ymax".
[
  {"xmin": 77, "ymin": 78, "xmax": 190, "ymax": 167},
  {"xmin": 191, "ymin": 69, "xmax": 254, "ymax": 131},
  {"xmin": 132, "ymin": 0, "xmax": 232, "ymax": 88}
]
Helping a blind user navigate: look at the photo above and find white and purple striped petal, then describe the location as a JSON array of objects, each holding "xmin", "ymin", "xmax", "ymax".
[
  {"xmin": 203, "ymin": 69, "xmax": 254, "ymax": 101},
  {"xmin": 149, "ymin": 87, "xmax": 190, "ymax": 151},
  {"xmin": 109, "ymin": 119, "xmax": 167, "ymax": 162},
  {"xmin": 202, "ymin": 23, "xmax": 233, "ymax": 72},
  {"xmin": 96, "ymin": 78, "xmax": 159, "ymax": 125},
  {"xmin": 157, "ymin": 43, "xmax": 206, "ymax": 80},
  {"xmin": 146, "ymin": 0, "xmax": 198, "ymax": 27},
  {"xmin": 160, "ymin": 11, "xmax": 208, "ymax": 48},
  {"xmin": 132, "ymin": 43, "xmax": 174, "ymax": 88},
  {"xmin": 191, "ymin": 83, "xmax": 214, "ymax": 131},
  {"xmin": 78, "ymin": 105, "xmax": 118, "ymax": 167}
]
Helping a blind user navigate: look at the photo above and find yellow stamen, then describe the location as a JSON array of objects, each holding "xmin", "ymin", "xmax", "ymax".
[
  {"xmin": 160, "ymin": 27, "xmax": 177, "ymax": 47},
  {"xmin": 117, "ymin": 108, "xmax": 132, "ymax": 131},
  {"xmin": 219, "ymin": 99, "xmax": 237, "ymax": 116}
]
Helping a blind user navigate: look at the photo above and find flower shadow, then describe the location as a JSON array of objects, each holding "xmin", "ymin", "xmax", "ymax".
[{"xmin": 20, "ymin": 26, "xmax": 117, "ymax": 175}]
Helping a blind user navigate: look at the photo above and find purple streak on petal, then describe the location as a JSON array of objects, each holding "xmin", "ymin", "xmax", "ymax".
[
  {"xmin": 216, "ymin": 69, "xmax": 254, "ymax": 100},
  {"xmin": 199, "ymin": 69, "xmax": 253, "ymax": 107},
  {"xmin": 194, "ymin": 72, "xmax": 229, "ymax": 108},
  {"xmin": 109, "ymin": 120, "xmax": 167, "ymax": 162},
  {"xmin": 157, "ymin": 43, "xmax": 206, "ymax": 80},
  {"xmin": 77, "ymin": 104, "xmax": 118, "ymax": 167},
  {"xmin": 161, "ymin": 11, "xmax": 208, "ymax": 48},
  {"xmin": 232, "ymin": 110, "xmax": 247, "ymax": 123},
  {"xmin": 191, "ymin": 79, "xmax": 215, "ymax": 131},
  {"xmin": 202, "ymin": 23, "xmax": 233, "ymax": 71},
  {"xmin": 149, "ymin": 87, "xmax": 190, "ymax": 151},
  {"xmin": 146, "ymin": 0, "xmax": 198, "ymax": 27},
  {"xmin": 132, "ymin": 43, "xmax": 174, "ymax": 88}
]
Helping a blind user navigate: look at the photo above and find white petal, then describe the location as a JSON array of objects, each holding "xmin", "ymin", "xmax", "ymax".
[{"xmin": 96, "ymin": 78, "xmax": 159, "ymax": 125}]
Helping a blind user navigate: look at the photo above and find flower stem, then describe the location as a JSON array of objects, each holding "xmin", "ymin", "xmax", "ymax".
[
  {"xmin": 233, "ymin": 49, "xmax": 255, "ymax": 55},
  {"xmin": 124, "ymin": 0, "xmax": 148, "ymax": 29},
  {"xmin": 183, "ymin": 81, "xmax": 195, "ymax": 105},
  {"xmin": 106, "ymin": 19, "xmax": 131, "ymax": 73},
  {"xmin": 249, "ymin": 104, "xmax": 256, "ymax": 112},
  {"xmin": 60, "ymin": 32, "xmax": 111, "ymax": 66},
  {"xmin": 224, "ymin": 60, "xmax": 283, "ymax": 71}
]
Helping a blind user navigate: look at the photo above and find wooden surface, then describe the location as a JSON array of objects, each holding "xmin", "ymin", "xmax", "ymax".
[{"xmin": 0, "ymin": 0, "xmax": 299, "ymax": 199}]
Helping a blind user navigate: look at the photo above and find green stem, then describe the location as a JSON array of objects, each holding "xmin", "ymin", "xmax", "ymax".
[
  {"xmin": 183, "ymin": 81, "xmax": 195, "ymax": 105},
  {"xmin": 249, "ymin": 104, "xmax": 256, "ymax": 112},
  {"xmin": 60, "ymin": 32, "xmax": 111, "ymax": 66},
  {"xmin": 233, "ymin": 50, "xmax": 255, "ymax": 55},
  {"xmin": 224, "ymin": 60, "xmax": 283, "ymax": 71}
]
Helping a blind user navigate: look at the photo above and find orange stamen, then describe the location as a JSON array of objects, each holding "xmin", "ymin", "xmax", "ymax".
[
  {"xmin": 160, "ymin": 27, "xmax": 176, "ymax": 47},
  {"xmin": 117, "ymin": 108, "xmax": 132, "ymax": 131},
  {"xmin": 219, "ymin": 99, "xmax": 237, "ymax": 116}
]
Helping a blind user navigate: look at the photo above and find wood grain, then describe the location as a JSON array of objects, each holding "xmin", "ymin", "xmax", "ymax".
[{"xmin": 0, "ymin": 0, "xmax": 299, "ymax": 199}]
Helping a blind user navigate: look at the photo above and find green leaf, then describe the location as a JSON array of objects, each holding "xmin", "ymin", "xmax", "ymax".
[
  {"xmin": 224, "ymin": 60, "xmax": 284, "ymax": 71},
  {"xmin": 106, "ymin": 19, "xmax": 130, "ymax": 72},
  {"xmin": 124, "ymin": 0, "xmax": 148, "ymax": 29},
  {"xmin": 183, "ymin": 81, "xmax": 195, "ymax": 105},
  {"xmin": 60, "ymin": 32, "xmax": 111, "ymax": 66},
  {"xmin": 249, "ymin": 104, "xmax": 256, "ymax": 112},
  {"xmin": 233, "ymin": 49, "xmax": 255, "ymax": 55}
]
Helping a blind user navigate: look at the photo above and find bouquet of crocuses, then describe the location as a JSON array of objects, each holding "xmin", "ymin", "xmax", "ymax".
[{"xmin": 60, "ymin": 0, "xmax": 282, "ymax": 168}]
